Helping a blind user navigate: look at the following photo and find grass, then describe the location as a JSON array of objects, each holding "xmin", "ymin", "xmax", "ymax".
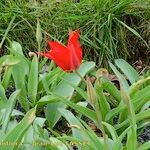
[{"xmin": 0, "ymin": 0, "xmax": 150, "ymax": 67}]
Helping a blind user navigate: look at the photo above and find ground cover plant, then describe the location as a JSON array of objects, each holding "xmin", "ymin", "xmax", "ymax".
[
  {"xmin": 0, "ymin": 27, "xmax": 150, "ymax": 149},
  {"xmin": 0, "ymin": 0, "xmax": 150, "ymax": 66},
  {"xmin": 0, "ymin": 0, "xmax": 150, "ymax": 150}
]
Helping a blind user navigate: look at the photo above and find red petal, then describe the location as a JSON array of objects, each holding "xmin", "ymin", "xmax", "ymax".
[
  {"xmin": 48, "ymin": 41, "xmax": 72, "ymax": 71},
  {"xmin": 68, "ymin": 29, "xmax": 80, "ymax": 43},
  {"xmin": 67, "ymin": 30, "xmax": 82, "ymax": 70}
]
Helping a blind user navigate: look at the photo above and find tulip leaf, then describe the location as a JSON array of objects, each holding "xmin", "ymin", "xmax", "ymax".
[
  {"xmin": 0, "ymin": 107, "xmax": 36, "ymax": 150},
  {"xmin": 2, "ymin": 66, "xmax": 12, "ymax": 90},
  {"xmin": 28, "ymin": 55, "xmax": 38, "ymax": 103},
  {"xmin": 101, "ymin": 78, "xmax": 121, "ymax": 104},
  {"xmin": 59, "ymin": 108, "xmax": 101, "ymax": 150},
  {"xmin": 2, "ymin": 90, "xmax": 21, "ymax": 133},
  {"xmin": 10, "ymin": 46, "xmax": 29, "ymax": 110},
  {"xmin": 109, "ymin": 62, "xmax": 129, "ymax": 92},
  {"xmin": 10, "ymin": 41, "xmax": 24, "ymax": 56},
  {"xmin": 0, "ymin": 55, "xmax": 20, "ymax": 68},
  {"xmin": 112, "ymin": 127, "xmax": 131, "ymax": 150},
  {"xmin": 137, "ymin": 141, "xmax": 150, "ymax": 150},
  {"xmin": 115, "ymin": 59, "xmax": 140, "ymax": 84},
  {"xmin": 105, "ymin": 85, "xmax": 150, "ymax": 122},
  {"xmin": 46, "ymin": 61, "xmax": 95, "ymax": 128},
  {"xmin": 0, "ymin": 81, "xmax": 7, "ymax": 104}
]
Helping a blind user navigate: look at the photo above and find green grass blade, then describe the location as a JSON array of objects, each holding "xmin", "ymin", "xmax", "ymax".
[
  {"xmin": 0, "ymin": 16, "xmax": 15, "ymax": 48},
  {"xmin": 116, "ymin": 19, "xmax": 149, "ymax": 48}
]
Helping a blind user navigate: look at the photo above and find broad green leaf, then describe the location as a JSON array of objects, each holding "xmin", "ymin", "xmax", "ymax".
[
  {"xmin": 0, "ymin": 81, "xmax": 7, "ymax": 104},
  {"xmin": 37, "ymin": 95, "xmax": 59, "ymax": 105},
  {"xmin": 12, "ymin": 57, "xmax": 29, "ymax": 111},
  {"xmin": 105, "ymin": 103, "xmax": 125, "ymax": 122},
  {"xmin": 112, "ymin": 127, "xmax": 131, "ymax": 150},
  {"xmin": 115, "ymin": 109, "xmax": 150, "ymax": 131},
  {"xmin": 133, "ymin": 85, "xmax": 150, "ymax": 112},
  {"xmin": 129, "ymin": 76, "xmax": 150, "ymax": 97},
  {"xmin": 0, "ymin": 107, "xmax": 36, "ymax": 150},
  {"xmin": 28, "ymin": 55, "xmax": 38, "ymax": 103},
  {"xmin": 137, "ymin": 141, "xmax": 150, "ymax": 150},
  {"xmin": 79, "ymin": 118, "xmax": 105, "ymax": 150},
  {"xmin": 49, "ymin": 137, "xmax": 68, "ymax": 150},
  {"xmin": 22, "ymin": 117, "xmax": 46, "ymax": 150},
  {"xmin": 58, "ymin": 109, "xmax": 88, "ymax": 143},
  {"xmin": 101, "ymin": 78, "xmax": 121, "ymax": 103},
  {"xmin": 95, "ymin": 80, "xmax": 110, "ymax": 119},
  {"xmin": 115, "ymin": 59, "xmax": 140, "ymax": 84},
  {"xmin": 0, "ymin": 55, "xmax": 20, "ymax": 68},
  {"xmin": 46, "ymin": 62, "xmax": 95, "ymax": 128},
  {"xmin": 59, "ymin": 108, "xmax": 100, "ymax": 150},
  {"xmin": 2, "ymin": 90, "xmax": 20, "ymax": 133},
  {"xmin": 10, "ymin": 41, "xmax": 24, "ymax": 56},
  {"xmin": 102, "ymin": 122, "xmax": 118, "ymax": 141},
  {"xmin": 140, "ymin": 101, "xmax": 150, "ymax": 112},
  {"xmin": 38, "ymin": 94, "xmax": 96, "ymax": 123},
  {"xmin": 2, "ymin": 66, "xmax": 12, "ymax": 90},
  {"xmin": 127, "ymin": 127, "xmax": 137, "ymax": 150},
  {"xmin": 38, "ymin": 67, "xmax": 62, "ymax": 93},
  {"xmin": 109, "ymin": 62, "xmax": 129, "ymax": 92},
  {"xmin": 106, "ymin": 85, "xmax": 150, "ymax": 121},
  {"xmin": 61, "ymin": 78, "xmax": 88, "ymax": 100}
]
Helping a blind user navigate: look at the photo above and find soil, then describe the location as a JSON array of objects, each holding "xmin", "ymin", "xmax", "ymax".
[{"xmin": 138, "ymin": 125, "xmax": 150, "ymax": 144}]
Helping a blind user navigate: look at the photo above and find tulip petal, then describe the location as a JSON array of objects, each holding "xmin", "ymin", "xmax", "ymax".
[
  {"xmin": 48, "ymin": 41, "xmax": 72, "ymax": 71},
  {"xmin": 39, "ymin": 30, "xmax": 83, "ymax": 72},
  {"xmin": 67, "ymin": 30, "xmax": 82, "ymax": 70}
]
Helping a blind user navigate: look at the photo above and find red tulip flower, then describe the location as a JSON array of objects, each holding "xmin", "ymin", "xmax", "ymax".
[{"xmin": 39, "ymin": 30, "xmax": 82, "ymax": 72}]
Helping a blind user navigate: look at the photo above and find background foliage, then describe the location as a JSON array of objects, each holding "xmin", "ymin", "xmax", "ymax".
[{"xmin": 0, "ymin": 0, "xmax": 150, "ymax": 66}]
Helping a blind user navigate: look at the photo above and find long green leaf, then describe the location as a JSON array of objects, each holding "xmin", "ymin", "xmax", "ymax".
[
  {"xmin": 28, "ymin": 55, "xmax": 38, "ymax": 103},
  {"xmin": 46, "ymin": 62, "xmax": 95, "ymax": 128},
  {"xmin": 0, "ymin": 107, "xmax": 36, "ymax": 150},
  {"xmin": 2, "ymin": 90, "xmax": 20, "ymax": 133},
  {"xmin": 0, "ymin": 81, "xmax": 7, "ymax": 104},
  {"xmin": 112, "ymin": 127, "xmax": 131, "ymax": 150},
  {"xmin": 116, "ymin": 19, "xmax": 149, "ymax": 48},
  {"xmin": 137, "ymin": 141, "xmax": 150, "ymax": 150},
  {"xmin": 2, "ymin": 66, "xmax": 12, "ymax": 90},
  {"xmin": 101, "ymin": 78, "xmax": 121, "ymax": 103},
  {"xmin": 38, "ymin": 94, "xmax": 96, "ymax": 123},
  {"xmin": 115, "ymin": 59, "xmax": 140, "ymax": 84},
  {"xmin": 109, "ymin": 62, "xmax": 129, "ymax": 92}
]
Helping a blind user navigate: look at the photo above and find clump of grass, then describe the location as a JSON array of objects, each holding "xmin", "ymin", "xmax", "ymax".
[{"xmin": 0, "ymin": 0, "xmax": 150, "ymax": 66}]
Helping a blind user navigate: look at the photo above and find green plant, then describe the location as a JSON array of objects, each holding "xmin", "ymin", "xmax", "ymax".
[
  {"xmin": 0, "ymin": 18, "xmax": 150, "ymax": 149},
  {"xmin": 0, "ymin": 0, "xmax": 150, "ymax": 66},
  {"xmin": 38, "ymin": 59, "xmax": 150, "ymax": 149}
]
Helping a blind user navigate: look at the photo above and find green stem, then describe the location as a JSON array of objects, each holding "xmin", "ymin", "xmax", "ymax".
[
  {"xmin": 95, "ymin": 97, "xmax": 108, "ymax": 150},
  {"xmin": 74, "ymin": 70, "xmax": 87, "ymax": 84}
]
